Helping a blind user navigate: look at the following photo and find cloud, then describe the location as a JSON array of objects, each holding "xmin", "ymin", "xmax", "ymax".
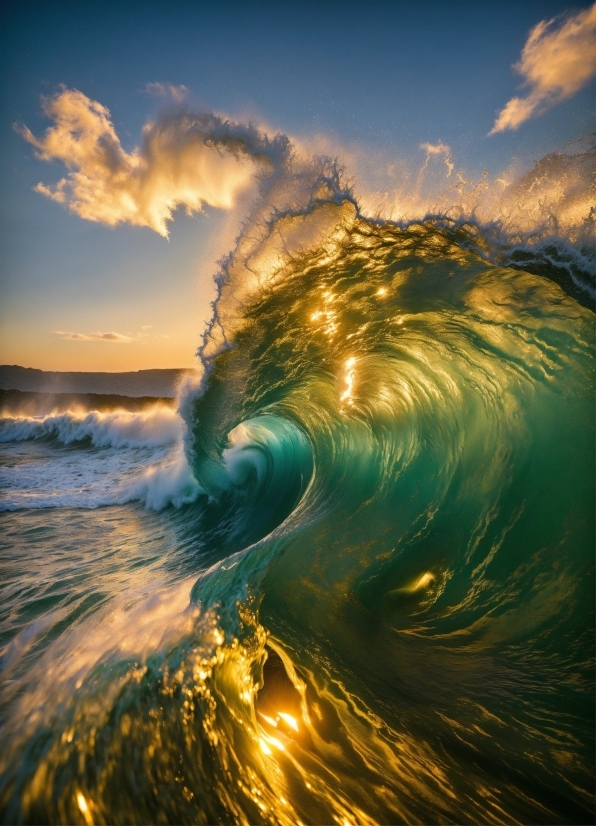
[
  {"xmin": 53, "ymin": 330, "xmax": 133, "ymax": 343},
  {"xmin": 17, "ymin": 88, "xmax": 290, "ymax": 237},
  {"xmin": 420, "ymin": 142, "xmax": 454, "ymax": 177},
  {"xmin": 490, "ymin": 4, "xmax": 596, "ymax": 134},
  {"xmin": 145, "ymin": 82, "xmax": 188, "ymax": 102}
]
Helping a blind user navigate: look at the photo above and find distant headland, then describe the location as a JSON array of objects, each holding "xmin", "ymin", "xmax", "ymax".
[{"xmin": 0, "ymin": 365, "xmax": 194, "ymax": 398}]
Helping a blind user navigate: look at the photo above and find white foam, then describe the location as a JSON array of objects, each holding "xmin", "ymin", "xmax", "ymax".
[
  {"xmin": 115, "ymin": 445, "xmax": 203, "ymax": 510},
  {"xmin": 0, "ymin": 405, "xmax": 203, "ymax": 511}
]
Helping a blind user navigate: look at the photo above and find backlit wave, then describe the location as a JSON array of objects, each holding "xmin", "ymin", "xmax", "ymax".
[{"xmin": 1, "ymin": 201, "xmax": 593, "ymax": 823}]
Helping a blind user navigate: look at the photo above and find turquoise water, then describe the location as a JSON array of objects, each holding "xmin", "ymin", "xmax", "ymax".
[{"xmin": 1, "ymin": 215, "xmax": 594, "ymax": 824}]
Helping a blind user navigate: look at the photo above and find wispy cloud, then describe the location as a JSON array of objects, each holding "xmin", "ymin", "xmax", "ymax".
[
  {"xmin": 53, "ymin": 330, "xmax": 133, "ymax": 343},
  {"xmin": 490, "ymin": 3, "xmax": 596, "ymax": 134},
  {"xmin": 145, "ymin": 82, "xmax": 188, "ymax": 102},
  {"xmin": 17, "ymin": 88, "xmax": 290, "ymax": 237}
]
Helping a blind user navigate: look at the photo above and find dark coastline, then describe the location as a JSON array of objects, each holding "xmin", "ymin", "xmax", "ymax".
[
  {"xmin": 0, "ymin": 388, "xmax": 175, "ymax": 417},
  {"xmin": 0, "ymin": 365, "xmax": 192, "ymax": 397}
]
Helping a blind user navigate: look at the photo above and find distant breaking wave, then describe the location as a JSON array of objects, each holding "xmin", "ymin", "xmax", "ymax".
[{"xmin": 0, "ymin": 406, "xmax": 181, "ymax": 449}]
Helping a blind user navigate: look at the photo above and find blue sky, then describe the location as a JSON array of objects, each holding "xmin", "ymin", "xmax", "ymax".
[{"xmin": 1, "ymin": 0, "xmax": 594, "ymax": 370}]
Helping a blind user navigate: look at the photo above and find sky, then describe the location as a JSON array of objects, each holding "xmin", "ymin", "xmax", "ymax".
[{"xmin": 1, "ymin": 0, "xmax": 594, "ymax": 372}]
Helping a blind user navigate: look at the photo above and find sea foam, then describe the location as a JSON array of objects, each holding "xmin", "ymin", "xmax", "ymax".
[{"xmin": 0, "ymin": 405, "xmax": 203, "ymax": 511}]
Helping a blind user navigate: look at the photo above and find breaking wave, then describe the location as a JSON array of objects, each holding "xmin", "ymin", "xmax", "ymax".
[
  {"xmin": 0, "ymin": 405, "xmax": 181, "ymax": 449},
  {"xmin": 0, "ymin": 128, "xmax": 594, "ymax": 825},
  {"xmin": 0, "ymin": 406, "xmax": 205, "ymax": 511}
]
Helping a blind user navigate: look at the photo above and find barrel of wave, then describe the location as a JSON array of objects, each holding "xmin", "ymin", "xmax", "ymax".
[{"xmin": 190, "ymin": 414, "xmax": 314, "ymax": 544}]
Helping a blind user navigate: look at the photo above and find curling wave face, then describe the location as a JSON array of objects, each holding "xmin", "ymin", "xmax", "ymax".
[{"xmin": 1, "ymin": 211, "xmax": 593, "ymax": 825}]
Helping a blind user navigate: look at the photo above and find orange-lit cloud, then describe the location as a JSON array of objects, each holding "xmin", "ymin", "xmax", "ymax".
[
  {"xmin": 491, "ymin": 4, "xmax": 596, "ymax": 134},
  {"xmin": 53, "ymin": 330, "xmax": 133, "ymax": 343},
  {"xmin": 17, "ymin": 88, "xmax": 290, "ymax": 237}
]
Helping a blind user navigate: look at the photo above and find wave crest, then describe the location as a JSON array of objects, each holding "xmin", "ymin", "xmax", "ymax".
[{"xmin": 0, "ymin": 405, "xmax": 181, "ymax": 449}]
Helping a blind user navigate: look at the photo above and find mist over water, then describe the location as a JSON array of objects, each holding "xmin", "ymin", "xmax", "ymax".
[{"xmin": 0, "ymin": 126, "xmax": 594, "ymax": 824}]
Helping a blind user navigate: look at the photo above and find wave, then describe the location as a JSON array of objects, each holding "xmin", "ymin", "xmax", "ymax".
[
  {"xmin": 0, "ymin": 405, "xmax": 181, "ymax": 449},
  {"xmin": 0, "ymin": 134, "xmax": 594, "ymax": 824},
  {"xmin": 0, "ymin": 405, "xmax": 206, "ymax": 512},
  {"xmin": 185, "ymin": 211, "xmax": 595, "ymax": 823}
]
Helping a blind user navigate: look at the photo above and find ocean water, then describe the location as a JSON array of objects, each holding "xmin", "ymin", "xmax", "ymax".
[{"xmin": 0, "ymin": 157, "xmax": 594, "ymax": 824}]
